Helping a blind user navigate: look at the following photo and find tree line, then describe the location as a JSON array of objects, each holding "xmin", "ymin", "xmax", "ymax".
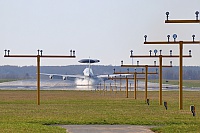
[{"xmin": 0, "ymin": 65, "xmax": 200, "ymax": 80}]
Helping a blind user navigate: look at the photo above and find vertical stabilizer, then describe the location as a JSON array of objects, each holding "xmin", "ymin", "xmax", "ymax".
[
  {"xmin": 88, "ymin": 57, "xmax": 91, "ymax": 77},
  {"xmin": 78, "ymin": 58, "xmax": 100, "ymax": 77}
]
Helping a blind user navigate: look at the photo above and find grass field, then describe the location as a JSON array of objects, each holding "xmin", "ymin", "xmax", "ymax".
[
  {"xmin": 150, "ymin": 79, "xmax": 200, "ymax": 88},
  {"xmin": 0, "ymin": 79, "xmax": 17, "ymax": 83},
  {"xmin": 0, "ymin": 90, "xmax": 200, "ymax": 133}
]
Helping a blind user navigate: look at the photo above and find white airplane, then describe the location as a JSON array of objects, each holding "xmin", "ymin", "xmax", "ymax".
[{"xmin": 40, "ymin": 59, "xmax": 126, "ymax": 85}]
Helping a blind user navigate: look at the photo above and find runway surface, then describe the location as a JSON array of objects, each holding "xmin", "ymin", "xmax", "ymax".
[
  {"xmin": 59, "ymin": 125, "xmax": 155, "ymax": 133},
  {"xmin": 0, "ymin": 79, "xmax": 199, "ymax": 91}
]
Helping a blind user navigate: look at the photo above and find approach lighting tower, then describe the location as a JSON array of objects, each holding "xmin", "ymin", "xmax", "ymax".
[{"xmin": 4, "ymin": 49, "xmax": 76, "ymax": 105}]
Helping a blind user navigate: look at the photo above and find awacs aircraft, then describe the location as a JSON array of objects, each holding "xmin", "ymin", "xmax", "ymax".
[{"xmin": 40, "ymin": 59, "xmax": 127, "ymax": 85}]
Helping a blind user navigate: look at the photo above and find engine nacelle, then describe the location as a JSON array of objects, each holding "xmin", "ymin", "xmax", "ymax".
[
  {"xmin": 63, "ymin": 76, "xmax": 66, "ymax": 80},
  {"xmin": 49, "ymin": 75, "xmax": 53, "ymax": 79}
]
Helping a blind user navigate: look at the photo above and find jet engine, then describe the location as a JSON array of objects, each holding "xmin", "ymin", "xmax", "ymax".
[
  {"xmin": 49, "ymin": 75, "xmax": 53, "ymax": 79},
  {"xmin": 63, "ymin": 76, "xmax": 67, "ymax": 80}
]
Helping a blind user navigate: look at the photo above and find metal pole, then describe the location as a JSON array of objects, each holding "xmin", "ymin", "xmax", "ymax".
[
  {"xmin": 37, "ymin": 55, "xmax": 40, "ymax": 105},
  {"xmin": 100, "ymin": 83, "xmax": 101, "ymax": 92},
  {"xmin": 145, "ymin": 65, "xmax": 148, "ymax": 101},
  {"xmin": 120, "ymin": 78, "xmax": 121, "ymax": 91},
  {"xmin": 159, "ymin": 55, "xmax": 162, "ymax": 105},
  {"xmin": 115, "ymin": 79, "xmax": 117, "ymax": 92},
  {"xmin": 179, "ymin": 41, "xmax": 183, "ymax": 110},
  {"xmin": 134, "ymin": 72, "xmax": 137, "ymax": 99},
  {"xmin": 104, "ymin": 80, "xmax": 105, "ymax": 91},
  {"xmin": 126, "ymin": 78, "xmax": 128, "ymax": 98}
]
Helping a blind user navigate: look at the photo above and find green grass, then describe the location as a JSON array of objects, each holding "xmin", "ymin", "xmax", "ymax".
[
  {"xmin": 0, "ymin": 79, "xmax": 17, "ymax": 83},
  {"xmin": 150, "ymin": 79, "xmax": 200, "ymax": 88},
  {"xmin": 0, "ymin": 90, "xmax": 200, "ymax": 132}
]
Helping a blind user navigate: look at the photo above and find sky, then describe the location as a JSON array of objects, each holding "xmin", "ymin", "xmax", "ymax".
[{"xmin": 0, "ymin": 0, "xmax": 200, "ymax": 66}]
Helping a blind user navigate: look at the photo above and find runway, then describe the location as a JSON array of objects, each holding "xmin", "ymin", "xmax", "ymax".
[
  {"xmin": 59, "ymin": 125, "xmax": 155, "ymax": 133},
  {"xmin": 0, "ymin": 79, "xmax": 199, "ymax": 91}
]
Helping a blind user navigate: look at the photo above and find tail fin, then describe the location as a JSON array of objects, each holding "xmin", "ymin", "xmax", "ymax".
[
  {"xmin": 78, "ymin": 58, "xmax": 100, "ymax": 77},
  {"xmin": 88, "ymin": 57, "xmax": 91, "ymax": 77}
]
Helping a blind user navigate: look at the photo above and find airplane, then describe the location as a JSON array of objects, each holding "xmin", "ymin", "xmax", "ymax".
[{"xmin": 40, "ymin": 59, "xmax": 129, "ymax": 86}]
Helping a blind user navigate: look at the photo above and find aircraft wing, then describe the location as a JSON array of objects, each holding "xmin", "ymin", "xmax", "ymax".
[
  {"xmin": 40, "ymin": 73, "xmax": 85, "ymax": 81},
  {"xmin": 97, "ymin": 74, "xmax": 133, "ymax": 81}
]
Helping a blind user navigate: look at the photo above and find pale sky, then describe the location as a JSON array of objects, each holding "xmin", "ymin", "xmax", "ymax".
[{"xmin": 0, "ymin": 0, "xmax": 200, "ymax": 66}]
